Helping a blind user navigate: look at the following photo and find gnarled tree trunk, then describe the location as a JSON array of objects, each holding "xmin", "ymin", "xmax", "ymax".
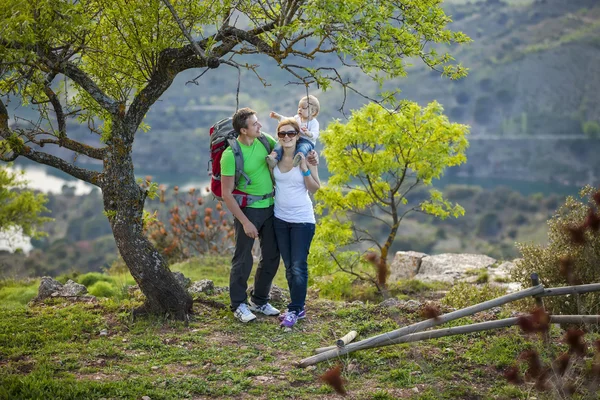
[{"xmin": 102, "ymin": 129, "xmax": 193, "ymax": 320}]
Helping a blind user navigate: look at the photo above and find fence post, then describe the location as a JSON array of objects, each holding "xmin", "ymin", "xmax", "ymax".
[{"xmin": 531, "ymin": 273, "xmax": 544, "ymax": 309}]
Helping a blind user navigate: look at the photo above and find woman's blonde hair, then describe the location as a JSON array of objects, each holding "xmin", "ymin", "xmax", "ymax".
[
  {"xmin": 300, "ymin": 95, "xmax": 320, "ymax": 117},
  {"xmin": 276, "ymin": 117, "xmax": 300, "ymax": 134}
]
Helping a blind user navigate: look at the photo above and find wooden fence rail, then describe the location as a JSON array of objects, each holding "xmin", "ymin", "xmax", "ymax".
[{"xmin": 298, "ymin": 277, "xmax": 600, "ymax": 368}]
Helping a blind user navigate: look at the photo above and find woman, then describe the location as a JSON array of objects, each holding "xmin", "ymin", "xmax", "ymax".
[{"xmin": 272, "ymin": 118, "xmax": 321, "ymax": 328}]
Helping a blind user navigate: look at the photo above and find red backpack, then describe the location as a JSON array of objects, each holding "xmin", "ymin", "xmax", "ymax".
[{"xmin": 209, "ymin": 117, "xmax": 274, "ymax": 208}]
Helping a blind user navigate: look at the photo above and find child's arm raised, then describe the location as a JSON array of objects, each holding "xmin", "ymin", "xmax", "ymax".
[{"xmin": 269, "ymin": 111, "xmax": 283, "ymax": 121}]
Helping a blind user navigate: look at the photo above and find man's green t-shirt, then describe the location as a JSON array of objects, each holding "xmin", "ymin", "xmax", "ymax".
[{"xmin": 220, "ymin": 133, "xmax": 277, "ymax": 208}]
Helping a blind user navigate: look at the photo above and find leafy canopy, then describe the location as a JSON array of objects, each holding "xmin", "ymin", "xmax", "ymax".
[{"xmin": 0, "ymin": 0, "xmax": 470, "ymax": 139}]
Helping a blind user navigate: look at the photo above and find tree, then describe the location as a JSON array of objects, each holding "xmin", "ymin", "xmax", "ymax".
[
  {"xmin": 0, "ymin": 166, "xmax": 52, "ymax": 245},
  {"xmin": 0, "ymin": 0, "xmax": 469, "ymax": 319},
  {"xmin": 310, "ymin": 102, "xmax": 469, "ymax": 296}
]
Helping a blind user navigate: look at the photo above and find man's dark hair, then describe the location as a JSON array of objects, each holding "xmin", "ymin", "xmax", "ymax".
[{"xmin": 232, "ymin": 107, "xmax": 256, "ymax": 135}]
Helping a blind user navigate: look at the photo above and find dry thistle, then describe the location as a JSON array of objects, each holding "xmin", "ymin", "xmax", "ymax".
[
  {"xmin": 583, "ymin": 207, "xmax": 600, "ymax": 232},
  {"xmin": 520, "ymin": 349, "xmax": 542, "ymax": 380},
  {"xmin": 592, "ymin": 190, "xmax": 600, "ymax": 206},
  {"xmin": 517, "ymin": 307, "xmax": 550, "ymax": 334},
  {"xmin": 565, "ymin": 329, "xmax": 587, "ymax": 356},
  {"xmin": 421, "ymin": 303, "xmax": 441, "ymax": 320},
  {"xmin": 320, "ymin": 364, "xmax": 347, "ymax": 396},
  {"xmin": 565, "ymin": 225, "xmax": 586, "ymax": 245},
  {"xmin": 503, "ymin": 365, "xmax": 523, "ymax": 384},
  {"xmin": 553, "ymin": 352, "xmax": 570, "ymax": 376}
]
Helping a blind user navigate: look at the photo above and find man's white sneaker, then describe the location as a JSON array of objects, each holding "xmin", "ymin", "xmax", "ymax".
[
  {"xmin": 234, "ymin": 303, "xmax": 257, "ymax": 323},
  {"xmin": 248, "ymin": 300, "xmax": 280, "ymax": 316}
]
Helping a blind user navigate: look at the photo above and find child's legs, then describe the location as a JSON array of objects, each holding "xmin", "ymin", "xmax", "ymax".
[{"xmin": 294, "ymin": 138, "xmax": 314, "ymax": 157}]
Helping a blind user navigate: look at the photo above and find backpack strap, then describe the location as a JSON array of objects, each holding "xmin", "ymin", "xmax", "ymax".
[
  {"xmin": 228, "ymin": 138, "xmax": 251, "ymax": 189},
  {"xmin": 256, "ymin": 134, "xmax": 273, "ymax": 153}
]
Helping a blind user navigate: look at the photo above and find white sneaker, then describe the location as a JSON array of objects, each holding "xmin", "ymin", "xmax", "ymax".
[
  {"xmin": 234, "ymin": 303, "xmax": 257, "ymax": 323},
  {"xmin": 248, "ymin": 300, "xmax": 280, "ymax": 316}
]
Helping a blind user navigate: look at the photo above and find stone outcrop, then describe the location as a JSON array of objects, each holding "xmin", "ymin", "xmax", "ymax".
[
  {"xmin": 172, "ymin": 271, "xmax": 191, "ymax": 289},
  {"xmin": 388, "ymin": 251, "xmax": 428, "ymax": 281},
  {"xmin": 31, "ymin": 277, "xmax": 95, "ymax": 303},
  {"xmin": 388, "ymin": 252, "xmax": 522, "ymax": 291},
  {"xmin": 416, "ymin": 253, "xmax": 497, "ymax": 283}
]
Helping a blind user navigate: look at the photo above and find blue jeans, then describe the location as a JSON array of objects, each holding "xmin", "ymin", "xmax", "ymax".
[
  {"xmin": 273, "ymin": 217, "xmax": 315, "ymax": 313},
  {"xmin": 272, "ymin": 137, "xmax": 315, "ymax": 161}
]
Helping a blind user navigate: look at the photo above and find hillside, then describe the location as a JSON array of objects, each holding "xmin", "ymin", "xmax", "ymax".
[{"xmin": 7, "ymin": 0, "xmax": 600, "ymax": 188}]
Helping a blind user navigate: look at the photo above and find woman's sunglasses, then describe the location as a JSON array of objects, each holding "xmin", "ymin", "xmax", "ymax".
[{"xmin": 277, "ymin": 130, "xmax": 299, "ymax": 138}]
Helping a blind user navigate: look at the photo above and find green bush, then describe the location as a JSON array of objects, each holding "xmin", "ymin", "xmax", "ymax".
[
  {"xmin": 78, "ymin": 272, "xmax": 114, "ymax": 287},
  {"xmin": 582, "ymin": 120, "xmax": 600, "ymax": 139},
  {"xmin": 512, "ymin": 186, "xmax": 600, "ymax": 315},
  {"xmin": 88, "ymin": 281, "xmax": 116, "ymax": 298},
  {"xmin": 441, "ymin": 282, "xmax": 506, "ymax": 309}
]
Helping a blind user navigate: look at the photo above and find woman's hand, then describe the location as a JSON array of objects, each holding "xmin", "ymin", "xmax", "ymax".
[{"xmin": 298, "ymin": 153, "xmax": 308, "ymax": 172}]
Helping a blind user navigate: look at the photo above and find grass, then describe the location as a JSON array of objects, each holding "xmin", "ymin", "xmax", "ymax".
[{"xmin": 1, "ymin": 259, "xmax": 600, "ymax": 399}]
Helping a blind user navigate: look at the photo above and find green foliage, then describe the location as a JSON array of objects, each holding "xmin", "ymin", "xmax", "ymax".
[
  {"xmin": 0, "ymin": 279, "xmax": 39, "ymax": 309},
  {"xmin": 87, "ymin": 281, "xmax": 115, "ymax": 298},
  {"xmin": 0, "ymin": 166, "xmax": 52, "ymax": 239},
  {"xmin": 77, "ymin": 272, "xmax": 114, "ymax": 288},
  {"xmin": 441, "ymin": 282, "xmax": 507, "ymax": 309},
  {"xmin": 582, "ymin": 120, "xmax": 600, "ymax": 138},
  {"xmin": 512, "ymin": 185, "xmax": 600, "ymax": 315},
  {"xmin": 311, "ymin": 101, "xmax": 469, "ymax": 294}
]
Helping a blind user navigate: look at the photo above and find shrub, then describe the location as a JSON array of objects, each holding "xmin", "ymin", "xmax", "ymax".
[
  {"xmin": 88, "ymin": 281, "xmax": 116, "ymax": 298},
  {"xmin": 512, "ymin": 186, "xmax": 600, "ymax": 315},
  {"xmin": 582, "ymin": 120, "xmax": 600, "ymax": 139},
  {"xmin": 78, "ymin": 272, "xmax": 114, "ymax": 287},
  {"xmin": 441, "ymin": 282, "xmax": 506, "ymax": 309}
]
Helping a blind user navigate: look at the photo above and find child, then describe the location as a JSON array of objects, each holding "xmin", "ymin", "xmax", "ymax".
[{"xmin": 267, "ymin": 95, "xmax": 320, "ymax": 167}]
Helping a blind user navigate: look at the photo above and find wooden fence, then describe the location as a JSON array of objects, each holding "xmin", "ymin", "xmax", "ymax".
[{"xmin": 298, "ymin": 273, "xmax": 600, "ymax": 368}]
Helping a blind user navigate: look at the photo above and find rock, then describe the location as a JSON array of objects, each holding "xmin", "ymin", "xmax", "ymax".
[
  {"xmin": 57, "ymin": 280, "xmax": 87, "ymax": 297},
  {"xmin": 247, "ymin": 284, "xmax": 288, "ymax": 303},
  {"xmin": 400, "ymin": 300, "xmax": 422, "ymax": 312},
  {"xmin": 379, "ymin": 298, "xmax": 402, "ymax": 308},
  {"xmin": 172, "ymin": 271, "xmax": 191, "ymax": 289},
  {"xmin": 388, "ymin": 251, "xmax": 429, "ymax": 282},
  {"xmin": 188, "ymin": 279, "xmax": 214, "ymax": 295},
  {"xmin": 99, "ymin": 329, "xmax": 108, "ymax": 336},
  {"xmin": 32, "ymin": 276, "xmax": 63, "ymax": 302},
  {"xmin": 415, "ymin": 253, "xmax": 497, "ymax": 283},
  {"xmin": 268, "ymin": 284, "xmax": 288, "ymax": 302}
]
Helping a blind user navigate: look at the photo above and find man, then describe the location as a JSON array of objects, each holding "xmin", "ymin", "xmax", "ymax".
[{"xmin": 221, "ymin": 107, "xmax": 281, "ymax": 322}]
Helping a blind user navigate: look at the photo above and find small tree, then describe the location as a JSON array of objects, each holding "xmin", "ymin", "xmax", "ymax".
[
  {"xmin": 310, "ymin": 101, "xmax": 469, "ymax": 296},
  {"xmin": 0, "ymin": 166, "xmax": 51, "ymax": 247}
]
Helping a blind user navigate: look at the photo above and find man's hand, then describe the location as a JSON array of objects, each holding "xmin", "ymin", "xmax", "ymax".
[
  {"xmin": 243, "ymin": 221, "xmax": 258, "ymax": 239},
  {"xmin": 307, "ymin": 150, "xmax": 319, "ymax": 166}
]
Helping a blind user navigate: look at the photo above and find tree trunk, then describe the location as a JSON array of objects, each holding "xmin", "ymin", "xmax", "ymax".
[{"xmin": 102, "ymin": 135, "xmax": 192, "ymax": 320}]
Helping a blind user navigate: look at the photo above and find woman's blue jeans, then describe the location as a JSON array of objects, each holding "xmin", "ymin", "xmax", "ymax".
[{"xmin": 274, "ymin": 217, "xmax": 315, "ymax": 313}]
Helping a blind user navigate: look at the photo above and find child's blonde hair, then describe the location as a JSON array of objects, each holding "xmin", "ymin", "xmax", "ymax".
[{"xmin": 300, "ymin": 95, "xmax": 320, "ymax": 118}]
